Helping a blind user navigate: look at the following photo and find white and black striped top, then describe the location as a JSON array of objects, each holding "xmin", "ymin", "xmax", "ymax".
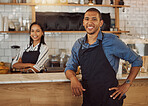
[{"xmin": 12, "ymin": 43, "xmax": 49, "ymax": 71}]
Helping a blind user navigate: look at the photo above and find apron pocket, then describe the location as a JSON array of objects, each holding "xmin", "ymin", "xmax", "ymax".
[{"xmin": 87, "ymin": 81, "xmax": 106, "ymax": 105}]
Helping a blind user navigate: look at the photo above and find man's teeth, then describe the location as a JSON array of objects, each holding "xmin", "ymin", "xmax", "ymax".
[{"xmin": 88, "ymin": 27, "xmax": 93, "ymax": 29}]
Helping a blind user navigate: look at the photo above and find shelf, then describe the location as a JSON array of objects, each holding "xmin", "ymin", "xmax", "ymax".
[
  {"xmin": 0, "ymin": 31, "xmax": 129, "ymax": 34},
  {"xmin": 45, "ymin": 31, "xmax": 130, "ymax": 34},
  {"xmin": 33, "ymin": 3, "xmax": 130, "ymax": 8},
  {"xmin": 44, "ymin": 31, "xmax": 130, "ymax": 34},
  {"xmin": 0, "ymin": 31, "xmax": 29, "ymax": 33},
  {"xmin": 0, "ymin": 3, "xmax": 130, "ymax": 7},
  {"xmin": 102, "ymin": 31, "xmax": 130, "ymax": 34},
  {"xmin": 0, "ymin": 3, "xmax": 35, "ymax": 6}
]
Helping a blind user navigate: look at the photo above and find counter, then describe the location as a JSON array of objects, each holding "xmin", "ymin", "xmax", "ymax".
[
  {"xmin": 0, "ymin": 72, "xmax": 148, "ymax": 84},
  {"xmin": 0, "ymin": 72, "xmax": 148, "ymax": 106},
  {"xmin": 0, "ymin": 72, "xmax": 80, "ymax": 84}
]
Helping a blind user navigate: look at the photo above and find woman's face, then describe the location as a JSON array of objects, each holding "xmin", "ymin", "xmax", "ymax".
[{"xmin": 30, "ymin": 24, "xmax": 43, "ymax": 43}]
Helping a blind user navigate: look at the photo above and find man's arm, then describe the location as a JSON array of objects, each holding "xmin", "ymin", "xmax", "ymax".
[
  {"xmin": 65, "ymin": 70, "xmax": 86, "ymax": 96},
  {"xmin": 109, "ymin": 66, "xmax": 141, "ymax": 100},
  {"xmin": 109, "ymin": 36, "xmax": 143, "ymax": 100},
  {"xmin": 65, "ymin": 39, "xmax": 86, "ymax": 96}
]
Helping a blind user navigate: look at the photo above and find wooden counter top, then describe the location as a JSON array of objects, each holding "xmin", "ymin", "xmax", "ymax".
[
  {"xmin": 0, "ymin": 73, "xmax": 81, "ymax": 84},
  {"xmin": 0, "ymin": 72, "xmax": 147, "ymax": 84}
]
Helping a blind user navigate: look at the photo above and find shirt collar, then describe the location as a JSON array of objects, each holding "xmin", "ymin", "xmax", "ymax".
[
  {"xmin": 97, "ymin": 30, "xmax": 103, "ymax": 41},
  {"xmin": 30, "ymin": 43, "xmax": 40, "ymax": 50},
  {"xmin": 83, "ymin": 30, "xmax": 103, "ymax": 43},
  {"xmin": 31, "ymin": 43, "xmax": 40, "ymax": 47}
]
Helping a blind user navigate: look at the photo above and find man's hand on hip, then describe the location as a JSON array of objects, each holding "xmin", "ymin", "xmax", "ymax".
[{"xmin": 109, "ymin": 83, "xmax": 131, "ymax": 100}]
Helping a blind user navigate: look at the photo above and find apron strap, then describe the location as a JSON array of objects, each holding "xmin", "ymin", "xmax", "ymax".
[
  {"xmin": 37, "ymin": 43, "xmax": 41, "ymax": 52},
  {"xmin": 78, "ymin": 32, "xmax": 104, "ymax": 66},
  {"xmin": 99, "ymin": 32, "xmax": 104, "ymax": 45},
  {"xmin": 24, "ymin": 45, "xmax": 31, "ymax": 52}
]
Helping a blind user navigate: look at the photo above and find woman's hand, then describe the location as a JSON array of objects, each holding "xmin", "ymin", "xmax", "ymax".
[
  {"xmin": 70, "ymin": 77, "xmax": 86, "ymax": 96},
  {"xmin": 28, "ymin": 63, "xmax": 34, "ymax": 68},
  {"xmin": 18, "ymin": 58, "xmax": 22, "ymax": 63},
  {"xmin": 20, "ymin": 68, "xmax": 29, "ymax": 72},
  {"xmin": 109, "ymin": 83, "xmax": 131, "ymax": 100}
]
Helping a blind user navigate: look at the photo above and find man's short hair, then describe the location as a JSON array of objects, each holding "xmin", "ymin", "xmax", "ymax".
[{"xmin": 85, "ymin": 8, "xmax": 102, "ymax": 20}]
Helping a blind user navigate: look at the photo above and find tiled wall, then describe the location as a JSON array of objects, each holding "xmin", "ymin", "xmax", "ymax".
[
  {"xmin": 119, "ymin": 0, "xmax": 148, "ymax": 40},
  {"xmin": 0, "ymin": 0, "xmax": 148, "ymax": 63}
]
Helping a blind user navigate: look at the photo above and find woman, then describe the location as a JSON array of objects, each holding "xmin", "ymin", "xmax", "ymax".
[{"xmin": 12, "ymin": 22, "xmax": 49, "ymax": 73}]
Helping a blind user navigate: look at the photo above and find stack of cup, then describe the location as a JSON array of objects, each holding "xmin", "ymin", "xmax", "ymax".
[
  {"xmin": 3, "ymin": 16, "xmax": 9, "ymax": 31},
  {"xmin": 0, "ymin": 14, "xmax": 3, "ymax": 31},
  {"xmin": 35, "ymin": 0, "xmax": 41, "ymax": 3},
  {"xmin": 26, "ymin": 0, "xmax": 31, "ymax": 3}
]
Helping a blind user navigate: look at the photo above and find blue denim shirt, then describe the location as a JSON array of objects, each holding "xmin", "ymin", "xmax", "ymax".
[{"xmin": 65, "ymin": 31, "xmax": 143, "ymax": 73}]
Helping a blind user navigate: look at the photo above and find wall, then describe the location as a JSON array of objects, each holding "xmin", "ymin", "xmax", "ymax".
[
  {"xmin": 119, "ymin": 0, "xmax": 148, "ymax": 40},
  {"xmin": 0, "ymin": 0, "xmax": 148, "ymax": 63}
]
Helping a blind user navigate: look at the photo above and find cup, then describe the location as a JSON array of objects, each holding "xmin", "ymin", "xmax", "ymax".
[{"xmin": 16, "ymin": 0, "xmax": 22, "ymax": 3}]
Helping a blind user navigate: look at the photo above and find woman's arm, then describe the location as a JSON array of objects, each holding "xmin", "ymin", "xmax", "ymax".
[
  {"xmin": 13, "ymin": 58, "xmax": 34, "ymax": 69},
  {"xmin": 13, "ymin": 58, "xmax": 39, "ymax": 72},
  {"xmin": 13, "ymin": 45, "xmax": 49, "ymax": 72}
]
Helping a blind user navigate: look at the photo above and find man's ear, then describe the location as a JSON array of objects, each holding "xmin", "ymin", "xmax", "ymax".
[{"xmin": 100, "ymin": 20, "xmax": 104, "ymax": 27}]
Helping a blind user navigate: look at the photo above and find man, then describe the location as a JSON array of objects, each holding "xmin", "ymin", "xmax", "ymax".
[{"xmin": 65, "ymin": 8, "xmax": 142, "ymax": 106}]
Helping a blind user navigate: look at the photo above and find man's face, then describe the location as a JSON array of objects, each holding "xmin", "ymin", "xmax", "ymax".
[{"xmin": 83, "ymin": 11, "xmax": 103, "ymax": 35}]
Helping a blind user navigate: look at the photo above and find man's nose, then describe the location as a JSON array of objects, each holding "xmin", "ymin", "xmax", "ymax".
[{"xmin": 88, "ymin": 21, "xmax": 93, "ymax": 25}]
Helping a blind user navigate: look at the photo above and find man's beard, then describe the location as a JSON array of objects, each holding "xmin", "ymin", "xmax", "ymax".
[
  {"xmin": 86, "ymin": 28, "xmax": 98, "ymax": 35},
  {"xmin": 87, "ymin": 31, "xmax": 95, "ymax": 35}
]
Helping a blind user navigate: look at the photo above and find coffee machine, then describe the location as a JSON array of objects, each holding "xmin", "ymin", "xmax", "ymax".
[{"xmin": 11, "ymin": 45, "xmax": 20, "ymax": 72}]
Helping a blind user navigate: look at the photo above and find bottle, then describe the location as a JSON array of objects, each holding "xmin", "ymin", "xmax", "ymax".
[
  {"xmin": 119, "ymin": 0, "xmax": 124, "ymax": 5},
  {"xmin": 26, "ymin": 22, "xmax": 30, "ymax": 31},
  {"xmin": 80, "ymin": 0, "xmax": 84, "ymax": 4},
  {"xmin": 60, "ymin": 58, "xmax": 64, "ymax": 67},
  {"xmin": 110, "ymin": 0, "xmax": 113, "ymax": 5},
  {"xmin": 19, "ymin": 17, "xmax": 23, "ymax": 27}
]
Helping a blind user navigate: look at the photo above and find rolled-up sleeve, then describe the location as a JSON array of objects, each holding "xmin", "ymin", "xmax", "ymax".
[
  {"xmin": 64, "ymin": 40, "xmax": 81, "ymax": 73},
  {"xmin": 113, "ymin": 37, "xmax": 143, "ymax": 67},
  {"xmin": 33, "ymin": 45, "xmax": 49, "ymax": 71}
]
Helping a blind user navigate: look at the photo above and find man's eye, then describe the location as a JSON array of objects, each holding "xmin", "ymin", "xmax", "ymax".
[{"xmin": 92, "ymin": 18, "xmax": 97, "ymax": 21}]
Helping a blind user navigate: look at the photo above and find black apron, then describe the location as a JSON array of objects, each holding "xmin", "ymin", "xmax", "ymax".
[
  {"xmin": 79, "ymin": 33, "xmax": 125, "ymax": 106},
  {"xmin": 22, "ymin": 43, "xmax": 42, "ymax": 73}
]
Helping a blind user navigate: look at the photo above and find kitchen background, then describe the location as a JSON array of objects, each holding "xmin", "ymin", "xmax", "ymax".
[{"xmin": 0, "ymin": 0, "xmax": 148, "ymax": 64}]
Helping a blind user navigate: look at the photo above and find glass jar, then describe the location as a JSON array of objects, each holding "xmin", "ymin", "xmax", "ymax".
[{"xmin": 50, "ymin": 55, "xmax": 60, "ymax": 67}]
